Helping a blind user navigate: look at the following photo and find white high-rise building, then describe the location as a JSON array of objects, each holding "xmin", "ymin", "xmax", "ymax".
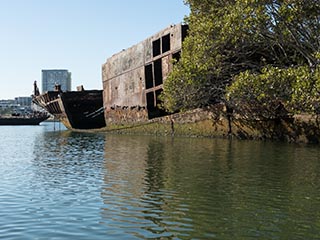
[{"xmin": 41, "ymin": 69, "xmax": 71, "ymax": 93}]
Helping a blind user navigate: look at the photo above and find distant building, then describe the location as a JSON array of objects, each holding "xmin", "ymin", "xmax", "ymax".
[
  {"xmin": 0, "ymin": 99, "xmax": 16, "ymax": 108},
  {"xmin": 42, "ymin": 69, "xmax": 71, "ymax": 93},
  {"xmin": 15, "ymin": 97, "xmax": 32, "ymax": 107},
  {"xmin": 0, "ymin": 96, "xmax": 33, "ymax": 113}
]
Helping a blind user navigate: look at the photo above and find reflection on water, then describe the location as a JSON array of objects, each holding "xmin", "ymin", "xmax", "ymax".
[
  {"xmin": 0, "ymin": 122, "xmax": 319, "ymax": 239},
  {"xmin": 101, "ymin": 135, "xmax": 320, "ymax": 239}
]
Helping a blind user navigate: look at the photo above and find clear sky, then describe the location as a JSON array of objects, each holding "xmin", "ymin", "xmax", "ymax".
[{"xmin": 0, "ymin": 0, "xmax": 189, "ymax": 99}]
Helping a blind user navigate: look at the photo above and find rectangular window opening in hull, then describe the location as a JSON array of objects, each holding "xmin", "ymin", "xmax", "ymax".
[
  {"xmin": 182, "ymin": 25, "xmax": 189, "ymax": 41},
  {"xmin": 146, "ymin": 91, "xmax": 156, "ymax": 119},
  {"xmin": 162, "ymin": 34, "xmax": 170, "ymax": 53},
  {"xmin": 172, "ymin": 51, "xmax": 181, "ymax": 64},
  {"xmin": 144, "ymin": 64, "xmax": 154, "ymax": 89},
  {"xmin": 152, "ymin": 39, "xmax": 161, "ymax": 57},
  {"xmin": 154, "ymin": 59, "xmax": 163, "ymax": 86},
  {"xmin": 146, "ymin": 89, "xmax": 169, "ymax": 119}
]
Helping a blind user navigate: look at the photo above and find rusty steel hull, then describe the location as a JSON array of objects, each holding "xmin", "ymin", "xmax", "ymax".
[
  {"xmin": 33, "ymin": 90, "xmax": 106, "ymax": 130},
  {"xmin": 102, "ymin": 24, "xmax": 188, "ymax": 124}
]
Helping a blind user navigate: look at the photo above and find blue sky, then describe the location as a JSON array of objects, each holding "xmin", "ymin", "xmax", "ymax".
[{"xmin": 0, "ymin": 0, "xmax": 189, "ymax": 99}]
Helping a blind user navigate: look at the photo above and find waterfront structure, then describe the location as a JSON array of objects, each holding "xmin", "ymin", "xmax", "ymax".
[
  {"xmin": 0, "ymin": 99, "xmax": 16, "ymax": 109},
  {"xmin": 0, "ymin": 97, "xmax": 33, "ymax": 113},
  {"xmin": 42, "ymin": 69, "xmax": 71, "ymax": 93},
  {"xmin": 102, "ymin": 23, "xmax": 188, "ymax": 123}
]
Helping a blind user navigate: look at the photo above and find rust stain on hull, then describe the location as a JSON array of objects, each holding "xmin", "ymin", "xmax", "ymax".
[{"xmin": 102, "ymin": 24, "xmax": 188, "ymax": 124}]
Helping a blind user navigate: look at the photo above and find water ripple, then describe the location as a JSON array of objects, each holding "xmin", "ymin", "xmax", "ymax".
[{"xmin": 0, "ymin": 125, "xmax": 320, "ymax": 239}]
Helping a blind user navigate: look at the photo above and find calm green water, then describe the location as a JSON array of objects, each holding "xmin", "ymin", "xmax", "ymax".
[{"xmin": 0, "ymin": 122, "xmax": 319, "ymax": 239}]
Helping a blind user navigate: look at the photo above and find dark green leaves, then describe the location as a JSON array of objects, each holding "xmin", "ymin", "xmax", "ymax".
[{"xmin": 161, "ymin": 0, "xmax": 320, "ymax": 116}]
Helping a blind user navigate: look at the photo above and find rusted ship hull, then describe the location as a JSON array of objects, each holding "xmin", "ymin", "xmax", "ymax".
[{"xmin": 33, "ymin": 90, "xmax": 106, "ymax": 130}]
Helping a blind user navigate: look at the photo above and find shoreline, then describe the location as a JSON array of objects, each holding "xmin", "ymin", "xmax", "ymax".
[{"xmin": 68, "ymin": 108, "xmax": 319, "ymax": 144}]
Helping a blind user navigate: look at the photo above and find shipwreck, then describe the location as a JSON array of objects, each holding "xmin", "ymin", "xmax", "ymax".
[
  {"xmin": 102, "ymin": 23, "xmax": 188, "ymax": 125},
  {"xmin": 32, "ymin": 82, "xmax": 106, "ymax": 130}
]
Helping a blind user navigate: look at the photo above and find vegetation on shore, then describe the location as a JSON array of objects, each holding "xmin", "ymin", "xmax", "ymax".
[{"xmin": 162, "ymin": 0, "xmax": 320, "ymax": 120}]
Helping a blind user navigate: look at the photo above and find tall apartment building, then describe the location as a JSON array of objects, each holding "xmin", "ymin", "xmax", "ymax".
[{"xmin": 42, "ymin": 69, "xmax": 72, "ymax": 93}]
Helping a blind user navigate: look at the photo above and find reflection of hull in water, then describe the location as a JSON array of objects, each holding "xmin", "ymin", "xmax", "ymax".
[
  {"xmin": 0, "ymin": 114, "xmax": 49, "ymax": 125},
  {"xmin": 33, "ymin": 90, "xmax": 106, "ymax": 130}
]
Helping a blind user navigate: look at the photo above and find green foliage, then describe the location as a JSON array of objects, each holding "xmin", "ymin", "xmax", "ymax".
[
  {"xmin": 226, "ymin": 65, "xmax": 320, "ymax": 119},
  {"xmin": 162, "ymin": 0, "xmax": 320, "ymax": 114}
]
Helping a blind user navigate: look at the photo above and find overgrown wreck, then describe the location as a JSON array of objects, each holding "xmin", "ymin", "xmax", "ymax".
[
  {"xmin": 102, "ymin": 24, "xmax": 188, "ymax": 125},
  {"xmin": 101, "ymin": 23, "xmax": 319, "ymax": 143}
]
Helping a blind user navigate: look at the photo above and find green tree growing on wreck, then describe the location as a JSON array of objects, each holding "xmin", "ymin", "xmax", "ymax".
[
  {"xmin": 227, "ymin": 65, "xmax": 320, "ymax": 119},
  {"xmin": 162, "ymin": 0, "xmax": 320, "ymax": 119}
]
